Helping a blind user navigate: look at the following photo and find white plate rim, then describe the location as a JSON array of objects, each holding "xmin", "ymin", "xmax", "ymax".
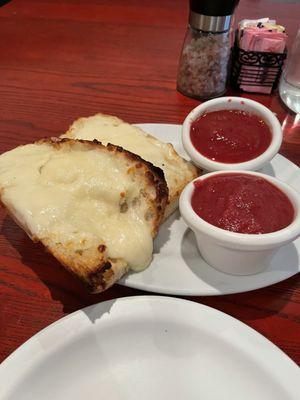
[{"xmin": 1, "ymin": 296, "xmax": 299, "ymax": 399}]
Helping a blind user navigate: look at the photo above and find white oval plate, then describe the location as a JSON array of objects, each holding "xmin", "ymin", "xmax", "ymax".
[
  {"xmin": 1, "ymin": 296, "xmax": 299, "ymax": 400},
  {"xmin": 119, "ymin": 124, "xmax": 300, "ymax": 295}
]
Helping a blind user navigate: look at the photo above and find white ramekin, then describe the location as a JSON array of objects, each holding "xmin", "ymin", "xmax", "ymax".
[
  {"xmin": 182, "ymin": 97, "xmax": 283, "ymax": 171},
  {"xmin": 179, "ymin": 171, "xmax": 300, "ymax": 275}
]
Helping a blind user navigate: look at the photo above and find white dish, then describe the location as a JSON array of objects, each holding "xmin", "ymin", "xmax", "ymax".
[
  {"xmin": 180, "ymin": 170, "xmax": 300, "ymax": 275},
  {"xmin": 1, "ymin": 296, "xmax": 299, "ymax": 400},
  {"xmin": 182, "ymin": 97, "xmax": 283, "ymax": 171},
  {"xmin": 119, "ymin": 124, "xmax": 300, "ymax": 296}
]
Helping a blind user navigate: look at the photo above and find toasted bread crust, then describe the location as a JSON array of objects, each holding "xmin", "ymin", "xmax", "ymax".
[
  {"xmin": 0, "ymin": 138, "xmax": 169, "ymax": 293},
  {"xmin": 42, "ymin": 237, "xmax": 129, "ymax": 293}
]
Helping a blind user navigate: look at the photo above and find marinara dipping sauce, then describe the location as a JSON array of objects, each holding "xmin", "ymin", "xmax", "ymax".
[
  {"xmin": 190, "ymin": 110, "xmax": 272, "ymax": 163},
  {"xmin": 191, "ymin": 173, "xmax": 294, "ymax": 234}
]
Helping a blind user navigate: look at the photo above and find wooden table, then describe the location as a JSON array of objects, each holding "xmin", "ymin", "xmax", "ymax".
[{"xmin": 0, "ymin": 0, "xmax": 299, "ymax": 366}]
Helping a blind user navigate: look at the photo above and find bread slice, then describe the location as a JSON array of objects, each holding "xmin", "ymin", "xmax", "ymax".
[
  {"xmin": 61, "ymin": 114, "xmax": 198, "ymax": 218},
  {"xmin": 0, "ymin": 138, "xmax": 168, "ymax": 292}
]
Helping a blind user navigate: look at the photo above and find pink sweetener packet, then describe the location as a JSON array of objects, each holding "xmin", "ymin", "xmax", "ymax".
[{"xmin": 240, "ymin": 29, "xmax": 287, "ymax": 52}]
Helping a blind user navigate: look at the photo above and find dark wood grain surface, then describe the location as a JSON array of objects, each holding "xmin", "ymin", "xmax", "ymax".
[{"xmin": 0, "ymin": 0, "xmax": 299, "ymax": 366}]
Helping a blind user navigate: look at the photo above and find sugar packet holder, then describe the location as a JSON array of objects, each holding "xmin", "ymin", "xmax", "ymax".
[
  {"xmin": 230, "ymin": 41, "xmax": 287, "ymax": 94},
  {"xmin": 230, "ymin": 20, "xmax": 287, "ymax": 94}
]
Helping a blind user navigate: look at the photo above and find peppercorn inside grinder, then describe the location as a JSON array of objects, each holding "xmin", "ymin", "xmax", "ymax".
[{"xmin": 177, "ymin": 0, "xmax": 239, "ymax": 100}]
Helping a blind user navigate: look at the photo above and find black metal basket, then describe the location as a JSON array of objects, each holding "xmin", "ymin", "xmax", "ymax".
[{"xmin": 230, "ymin": 42, "xmax": 287, "ymax": 93}]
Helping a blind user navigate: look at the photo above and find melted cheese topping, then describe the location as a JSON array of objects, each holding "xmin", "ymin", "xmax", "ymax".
[
  {"xmin": 0, "ymin": 143, "xmax": 153, "ymax": 271},
  {"xmin": 63, "ymin": 116, "xmax": 195, "ymax": 197}
]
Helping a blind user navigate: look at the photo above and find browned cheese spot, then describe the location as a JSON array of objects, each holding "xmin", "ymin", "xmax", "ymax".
[
  {"xmin": 120, "ymin": 201, "xmax": 128, "ymax": 213},
  {"xmin": 98, "ymin": 244, "xmax": 106, "ymax": 253}
]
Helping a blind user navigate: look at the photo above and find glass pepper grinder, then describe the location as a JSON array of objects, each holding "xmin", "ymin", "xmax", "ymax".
[{"xmin": 177, "ymin": 0, "xmax": 239, "ymax": 100}]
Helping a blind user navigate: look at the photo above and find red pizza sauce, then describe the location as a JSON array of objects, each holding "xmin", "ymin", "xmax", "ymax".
[
  {"xmin": 191, "ymin": 173, "xmax": 294, "ymax": 234},
  {"xmin": 190, "ymin": 110, "xmax": 272, "ymax": 163}
]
